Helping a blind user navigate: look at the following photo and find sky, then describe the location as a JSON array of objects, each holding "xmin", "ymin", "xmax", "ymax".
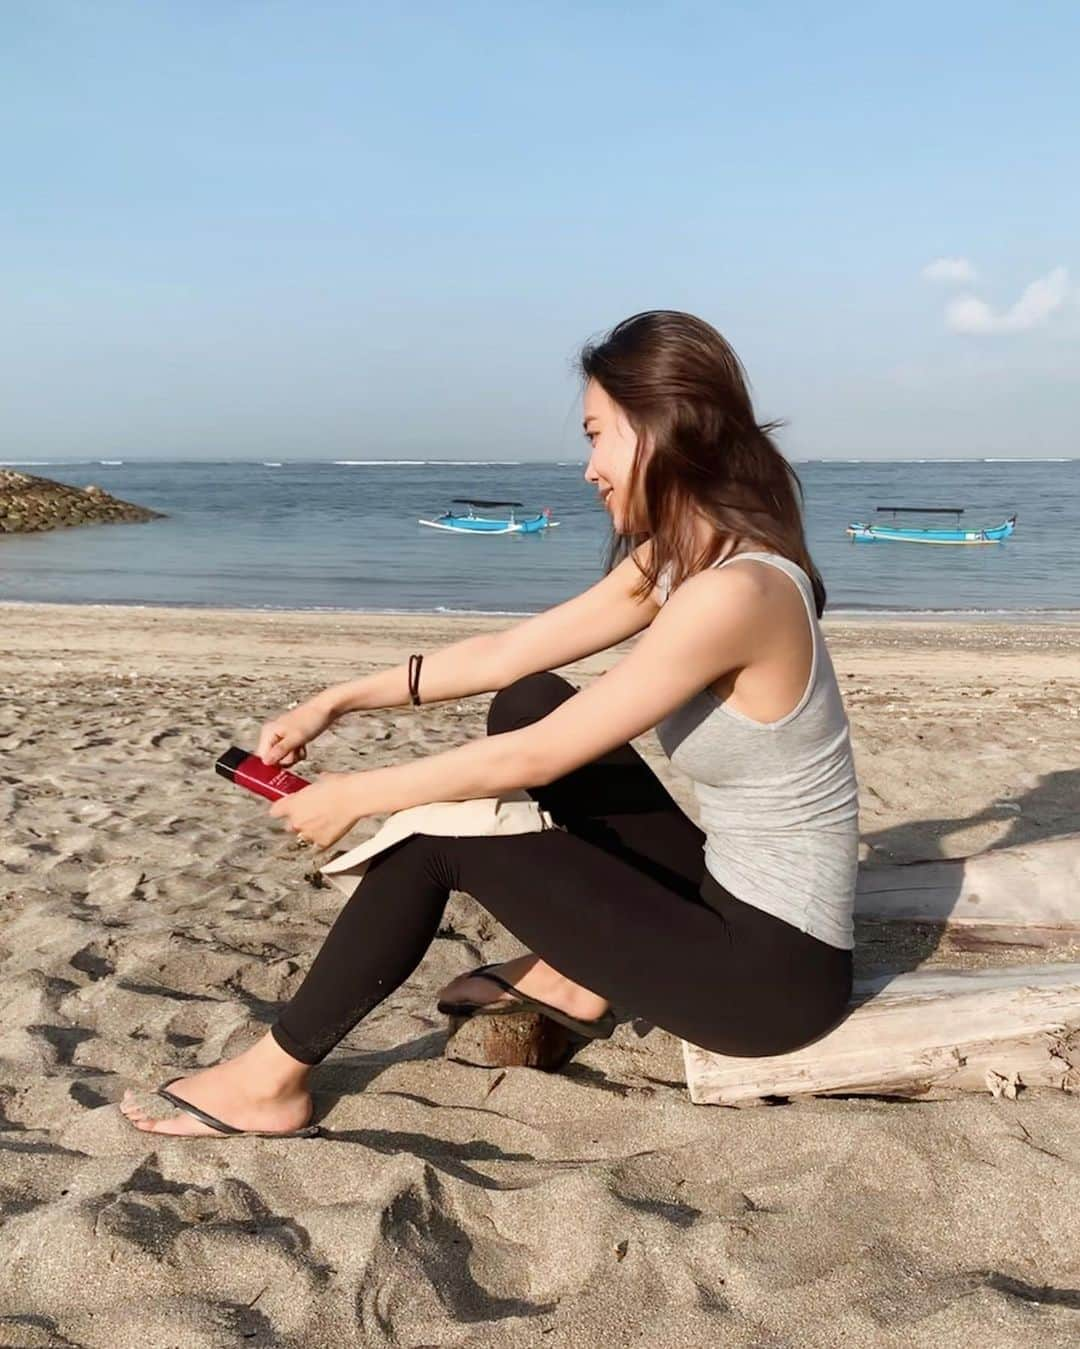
[{"xmin": 3, "ymin": 1, "xmax": 1077, "ymax": 461}]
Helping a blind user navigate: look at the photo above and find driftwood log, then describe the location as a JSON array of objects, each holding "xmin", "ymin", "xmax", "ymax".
[
  {"xmin": 442, "ymin": 834, "xmax": 1080, "ymax": 1081},
  {"xmin": 856, "ymin": 833, "xmax": 1080, "ymax": 948},
  {"xmin": 685, "ymin": 835, "xmax": 1080, "ymax": 1103},
  {"xmin": 683, "ymin": 963, "xmax": 1080, "ymax": 1106}
]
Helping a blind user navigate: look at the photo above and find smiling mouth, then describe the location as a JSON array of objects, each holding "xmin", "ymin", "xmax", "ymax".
[{"xmin": 600, "ymin": 488, "xmax": 614, "ymax": 506}]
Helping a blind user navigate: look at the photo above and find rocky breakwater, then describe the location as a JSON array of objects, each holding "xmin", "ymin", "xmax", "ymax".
[{"xmin": 0, "ymin": 470, "xmax": 164, "ymax": 534}]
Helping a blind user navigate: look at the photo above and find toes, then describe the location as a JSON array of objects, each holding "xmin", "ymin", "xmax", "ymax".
[
  {"xmin": 132, "ymin": 1116, "xmax": 171, "ymax": 1134},
  {"xmin": 440, "ymin": 977, "xmax": 474, "ymax": 1003},
  {"xmin": 117, "ymin": 1089, "xmax": 223, "ymax": 1136},
  {"xmin": 459, "ymin": 975, "xmax": 513, "ymax": 1005},
  {"xmin": 128, "ymin": 1109, "xmax": 222, "ymax": 1137},
  {"xmin": 140, "ymin": 1115, "xmax": 193, "ymax": 1135},
  {"xmin": 119, "ymin": 1095, "xmax": 147, "ymax": 1121}
]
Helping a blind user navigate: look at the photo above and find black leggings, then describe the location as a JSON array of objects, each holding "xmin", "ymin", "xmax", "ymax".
[{"xmin": 270, "ymin": 672, "xmax": 853, "ymax": 1065}]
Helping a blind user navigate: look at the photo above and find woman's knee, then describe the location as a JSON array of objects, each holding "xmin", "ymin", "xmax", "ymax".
[
  {"xmin": 486, "ymin": 672, "xmax": 578, "ymax": 735},
  {"xmin": 360, "ymin": 831, "xmax": 449, "ymax": 889}
]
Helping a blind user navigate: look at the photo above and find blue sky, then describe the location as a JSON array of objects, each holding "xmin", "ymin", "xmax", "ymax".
[{"xmin": 3, "ymin": 1, "xmax": 1077, "ymax": 460}]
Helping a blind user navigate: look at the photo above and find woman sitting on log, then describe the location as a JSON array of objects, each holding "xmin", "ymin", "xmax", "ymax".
[{"xmin": 121, "ymin": 310, "xmax": 860, "ymax": 1139}]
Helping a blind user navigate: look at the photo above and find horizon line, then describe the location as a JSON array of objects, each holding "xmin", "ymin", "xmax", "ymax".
[{"xmin": 3, "ymin": 455, "xmax": 1078, "ymax": 466}]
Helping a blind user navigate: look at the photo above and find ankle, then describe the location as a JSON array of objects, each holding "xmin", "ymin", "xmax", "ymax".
[{"xmin": 238, "ymin": 1031, "xmax": 313, "ymax": 1095}]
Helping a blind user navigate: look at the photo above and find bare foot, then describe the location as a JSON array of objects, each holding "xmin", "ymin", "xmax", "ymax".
[
  {"xmin": 438, "ymin": 954, "xmax": 610, "ymax": 1022},
  {"xmin": 118, "ymin": 1032, "xmax": 314, "ymax": 1138}
]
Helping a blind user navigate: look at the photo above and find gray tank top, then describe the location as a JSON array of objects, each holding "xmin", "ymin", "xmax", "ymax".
[{"xmin": 654, "ymin": 552, "xmax": 858, "ymax": 950}]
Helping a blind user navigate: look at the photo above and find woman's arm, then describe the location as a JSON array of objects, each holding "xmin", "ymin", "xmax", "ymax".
[
  {"xmin": 312, "ymin": 629, "xmax": 508, "ymax": 716},
  {"xmin": 272, "ymin": 565, "xmax": 763, "ymax": 845},
  {"xmin": 271, "ymin": 565, "xmax": 762, "ymax": 845},
  {"xmin": 314, "ymin": 543, "xmax": 660, "ymax": 717}
]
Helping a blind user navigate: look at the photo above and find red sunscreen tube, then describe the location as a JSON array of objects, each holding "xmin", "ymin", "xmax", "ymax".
[{"xmin": 215, "ymin": 746, "xmax": 310, "ymax": 801}]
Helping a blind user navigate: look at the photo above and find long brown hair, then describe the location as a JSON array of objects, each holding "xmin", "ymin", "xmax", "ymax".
[{"xmin": 580, "ymin": 310, "xmax": 827, "ymax": 616}]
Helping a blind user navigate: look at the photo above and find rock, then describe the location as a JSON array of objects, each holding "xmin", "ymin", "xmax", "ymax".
[
  {"xmin": 0, "ymin": 470, "xmax": 164, "ymax": 535},
  {"xmin": 444, "ymin": 1009, "xmax": 576, "ymax": 1069}
]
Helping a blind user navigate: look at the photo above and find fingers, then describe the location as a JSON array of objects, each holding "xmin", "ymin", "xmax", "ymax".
[
  {"xmin": 260, "ymin": 727, "xmax": 298, "ymax": 765},
  {"xmin": 257, "ymin": 706, "xmax": 319, "ymax": 767},
  {"xmin": 272, "ymin": 735, "xmax": 304, "ymax": 765},
  {"xmin": 268, "ymin": 791, "xmax": 303, "ymax": 819},
  {"xmin": 256, "ymin": 726, "xmax": 282, "ymax": 762}
]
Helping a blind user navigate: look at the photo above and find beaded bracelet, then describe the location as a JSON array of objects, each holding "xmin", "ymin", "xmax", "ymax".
[{"xmin": 407, "ymin": 653, "xmax": 424, "ymax": 706}]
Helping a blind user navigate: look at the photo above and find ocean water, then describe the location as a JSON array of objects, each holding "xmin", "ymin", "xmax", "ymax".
[{"xmin": 0, "ymin": 457, "xmax": 1076, "ymax": 616}]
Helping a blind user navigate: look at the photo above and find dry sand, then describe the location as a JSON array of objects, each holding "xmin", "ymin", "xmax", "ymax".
[{"xmin": 0, "ymin": 602, "xmax": 1077, "ymax": 1347}]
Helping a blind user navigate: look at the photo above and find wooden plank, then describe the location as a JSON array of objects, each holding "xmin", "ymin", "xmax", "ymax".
[
  {"xmin": 856, "ymin": 833, "xmax": 1080, "ymax": 944},
  {"xmin": 682, "ymin": 963, "xmax": 1080, "ymax": 1107}
]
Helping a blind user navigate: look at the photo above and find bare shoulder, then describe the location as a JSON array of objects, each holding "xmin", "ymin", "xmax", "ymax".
[
  {"xmin": 652, "ymin": 566, "xmax": 764, "ymax": 664},
  {"xmin": 667, "ymin": 559, "xmax": 769, "ymax": 613},
  {"xmin": 662, "ymin": 560, "xmax": 806, "ymax": 657},
  {"xmin": 704, "ymin": 557, "xmax": 805, "ymax": 606}
]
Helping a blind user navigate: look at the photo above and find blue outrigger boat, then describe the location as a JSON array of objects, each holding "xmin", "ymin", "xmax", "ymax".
[
  {"xmin": 847, "ymin": 506, "xmax": 1017, "ymax": 545},
  {"xmin": 418, "ymin": 498, "xmax": 559, "ymax": 536}
]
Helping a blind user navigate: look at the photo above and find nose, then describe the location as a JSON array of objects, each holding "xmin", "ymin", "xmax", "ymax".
[{"xmin": 584, "ymin": 457, "xmax": 598, "ymax": 485}]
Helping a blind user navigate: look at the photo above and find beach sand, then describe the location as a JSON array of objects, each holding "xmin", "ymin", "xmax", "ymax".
[{"xmin": 0, "ymin": 602, "xmax": 1077, "ymax": 1347}]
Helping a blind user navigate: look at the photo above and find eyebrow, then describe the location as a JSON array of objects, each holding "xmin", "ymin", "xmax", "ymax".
[{"xmin": 582, "ymin": 416, "xmax": 597, "ymax": 429}]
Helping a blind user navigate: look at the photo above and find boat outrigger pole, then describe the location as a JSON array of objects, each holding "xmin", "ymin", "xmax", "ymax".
[
  {"xmin": 450, "ymin": 499, "xmax": 525, "ymax": 523},
  {"xmin": 876, "ymin": 506, "xmax": 965, "ymax": 520}
]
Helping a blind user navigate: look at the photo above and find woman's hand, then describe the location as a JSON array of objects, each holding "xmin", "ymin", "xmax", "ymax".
[
  {"xmin": 256, "ymin": 698, "xmax": 336, "ymax": 767},
  {"xmin": 268, "ymin": 772, "xmax": 367, "ymax": 849}
]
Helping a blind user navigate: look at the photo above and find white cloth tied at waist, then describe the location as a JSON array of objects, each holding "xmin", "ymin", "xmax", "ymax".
[{"xmin": 318, "ymin": 791, "xmax": 560, "ymax": 897}]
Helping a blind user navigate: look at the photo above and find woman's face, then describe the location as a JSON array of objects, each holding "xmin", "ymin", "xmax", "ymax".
[{"xmin": 582, "ymin": 378, "xmax": 646, "ymax": 533}]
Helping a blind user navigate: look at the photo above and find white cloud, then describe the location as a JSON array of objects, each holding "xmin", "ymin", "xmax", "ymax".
[
  {"xmin": 945, "ymin": 266, "xmax": 1071, "ymax": 335},
  {"xmin": 922, "ymin": 256, "xmax": 977, "ymax": 284}
]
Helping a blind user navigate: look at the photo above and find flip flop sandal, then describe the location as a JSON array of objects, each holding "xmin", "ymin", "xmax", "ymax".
[
  {"xmin": 436, "ymin": 964, "xmax": 617, "ymax": 1041},
  {"xmin": 153, "ymin": 1078, "xmax": 322, "ymax": 1138}
]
